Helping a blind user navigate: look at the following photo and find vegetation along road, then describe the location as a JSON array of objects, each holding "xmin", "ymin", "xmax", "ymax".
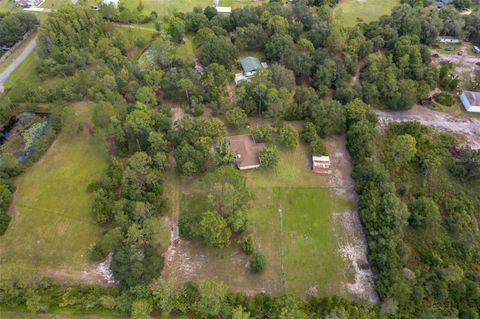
[
  {"xmin": 0, "ymin": 37, "xmax": 37, "ymax": 92},
  {"xmin": 376, "ymin": 105, "xmax": 480, "ymax": 149}
]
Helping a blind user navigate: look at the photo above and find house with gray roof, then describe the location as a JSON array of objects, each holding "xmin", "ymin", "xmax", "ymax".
[{"xmin": 240, "ymin": 57, "xmax": 263, "ymax": 77}]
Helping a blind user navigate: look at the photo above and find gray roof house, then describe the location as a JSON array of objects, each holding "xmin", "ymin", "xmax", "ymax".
[
  {"xmin": 432, "ymin": 0, "xmax": 451, "ymax": 8},
  {"xmin": 240, "ymin": 57, "xmax": 263, "ymax": 77}
]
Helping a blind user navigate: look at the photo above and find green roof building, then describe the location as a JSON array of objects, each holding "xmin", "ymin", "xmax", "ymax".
[{"xmin": 240, "ymin": 57, "xmax": 263, "ymax": 77}]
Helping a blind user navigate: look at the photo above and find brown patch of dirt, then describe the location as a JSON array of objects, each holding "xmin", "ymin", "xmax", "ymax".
[
  {"xmin": 375, "ymin": 105, "xmax": 480, "ymax": 149},
  {"xmin": 325, "ymin": 136, "xmax": 379, "ymax": 303}
]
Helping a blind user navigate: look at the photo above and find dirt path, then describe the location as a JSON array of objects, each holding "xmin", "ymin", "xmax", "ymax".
[
  {"xmin": 375, "ymin": 105, "xmax": 480, "ymax": 149},
  {"xmin": 326, "ymin": 136, "xmax": 379, "ymax": 304}
]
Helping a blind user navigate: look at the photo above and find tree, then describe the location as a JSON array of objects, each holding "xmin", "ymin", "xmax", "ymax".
[
  {"xmin": 226, "ymin": 108, "xmax": 248, "ymax": 129},
  {"xmin": 279, "ymin": 124, "xmax": 298, "ymax": 148},
  {"xmin": 385, "ymin": 134, "xmax": 417, "ymax": 170},
  {"xmin": 301, "ymin": 122, "xmax": 318, "ymax": 143},
  {"xmin": 196, "ymin": 279, "xmax": 228, "ymax": 318},
  {"xmin": 241, "ymin": 235, "xmax": 255, "ymax": 255},
  {"xmin": 310, "ymin": 139, "xmax": 327, "ymax": 156},
  {"xmin": 131, "ymin": 299, "xmax": 153, "ymax": 319},
  {"xmin": 199, "ymin": 36, "xmax": 238, "ymax": 69},
  {"xmin": 167, "ymin": 16, "xmax": 185, "ymax": 43},
  {"xmin": 250, "ymin": 252, "xmax": 266, "ymax": 273},
  {"xmin": 259, "ymin": 146, "xmax": 279, "ymax": 169},
  {"xmin": 250, "ymin": 124, "xmax": 275, "ymax": 143},
  {"xmin": 451, "ymin": 147, "xmax": 480, "ymax": 181},
  {"xmin": 232, "ymin": 306, "xmax": 252, "ymax": 319},
  {"xmin": 178, "ymin": 78, "xmax": 195, "ymax": 102},
  {"xmin": 199, "ymin": 210, "xmax": 231, "ymax": 247},
  {"xmin": 150, "ymin": 278, "xmax": 176, "ymax": 317},
  {"xmin": 311, "ymin": 100, "xmax": 346, "ymax": 137},
  {"xmin": 265, "ymin": 33, "xmax": 294, "ymax": 62},
  {"xmin": 409, "ymin": 196, "xmax": 440, "ymax": 229},
  {"xmin": 136, "ymin": 87, "xmax": 157, "ymax": 106},
  {"xmin": 271, "ymin": 64, "xmax": 295, "ymax": 90},
  {"xmin": 234, "ymin": 23, "xmax": 268, "ymax": 50}
]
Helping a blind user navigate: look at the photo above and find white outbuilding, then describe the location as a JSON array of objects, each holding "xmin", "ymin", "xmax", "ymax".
[{"xmin": 460, "ymin": 91, "xmax": 480, "ymax": 113}]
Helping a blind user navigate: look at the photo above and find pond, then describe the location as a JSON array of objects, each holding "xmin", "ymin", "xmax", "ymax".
[{"xmin": 0, "ymin": 111, "xmax": 52, "ymax": 164}]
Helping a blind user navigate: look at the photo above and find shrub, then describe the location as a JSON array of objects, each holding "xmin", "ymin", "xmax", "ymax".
[
  {"xmin": 226, "ymin": 107, "xmax": 248, "ymax": 129},
  {"xmin": 250, "ymin": 124, "xmax": 275, "ymax": 143},
  {"xmin": 240, "ymin": 235, "xmax": 255, "ymax": 255},
  {"xmin": 250, "ymin": 252, "xmax": 266, "ymax": 273},
  {"xmin": 409, "ymin": 196, "xmax": 440, "ymax": 229},
  {"xmin": 279, "ymin": 124, "xmax": 298, "ymax": 148},
  {"xmin": 310, "ymin": 139, "xmax": 327, "ymax": 156},
  {"xmin": 301, "ymin": 122, "xmax": 317, "ymax": 143},
  {"xmin": 434, "ymin": 92, "xmax": 455, "ymax": 107},
  {"xmin": 259, "ymin": 146, "xmax": 279, "ymax": 169}
]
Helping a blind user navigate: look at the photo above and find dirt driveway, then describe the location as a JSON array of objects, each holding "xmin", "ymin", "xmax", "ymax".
[
  {"xmin": 433, "ymin": 51, "xmax": 480, "ymax": 81},
  {"xmin": 375, "ymin": 105, "xmax": 480, "ymax": 149}
]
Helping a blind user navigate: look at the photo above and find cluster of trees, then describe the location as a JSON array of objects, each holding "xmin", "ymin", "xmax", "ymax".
[
  {"xmin": 0, "ymin": 12, "xmax": 37, "ymax": 48},
  {"xmin": 37, "ymin": 6, "xmax": 106, "ymax": 76},
  {"xmin": 99, "ymin": 1, "xmax": 158, "ymax": 25},
  {"xmin": 0, "ymin": 269, "xmax": 380, "ymax": 319},
  {"xmin": 179, "ymin": 166, "xmax": 267, "ymax": 273},
  {"xmin": 345, "ymin": 98, "xmax": 480, "ymax": 316}
]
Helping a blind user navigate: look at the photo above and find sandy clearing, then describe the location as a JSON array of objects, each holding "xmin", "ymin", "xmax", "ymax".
[{"xmin": 375, "ymin": 105, "xmax": 480, "ymax": 149}]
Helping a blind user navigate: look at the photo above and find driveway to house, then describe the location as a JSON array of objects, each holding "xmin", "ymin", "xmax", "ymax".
[
  {"xmin": 375, "ymin": 105, "xmax": 480, "ymax": 149},
  {"xmin": 0, "ymin": 37, "xmax": 37, "ymax": 92}
]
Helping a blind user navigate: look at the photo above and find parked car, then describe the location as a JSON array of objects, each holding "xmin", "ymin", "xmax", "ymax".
[
  {"xmin": 445, "ymin": 47, "xmax": 454, "ymax": 51},
  {"xmin": 432, "ymin": 53, "xmax": 440, "ymax": 58},
  {"xmin": 457, "ymin": 50, "xmax": 465, "ymax": 56},
  {"xmin": 473, "ymin": 46, "xmax": 480, "ymax": 54},
  {"xmin": 476, "ymin": 62, "xmax": 480, "ymax": 66}
]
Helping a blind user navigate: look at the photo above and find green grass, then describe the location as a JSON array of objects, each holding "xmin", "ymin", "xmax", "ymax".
[
  {"xmin": 174, "ymin": 133, "xmax": 352, "ymax": 297},
  {"xmin": 4, "ymin": 51, "xmax": 40, "ymax": 88},
  {"xmin": 0, "ymin": 0, "xmax": 17, "ymax": 12},
  {"xmin": 0, "ymin": 101, "xmax": 109, "ymax": 281},
  {"xmin": 335, "ymin": 0, "xmax": 400, "ymax": 27},
  {"xmin": 0, "ymin": 312, "xmax": 119, "ymax": 319},
  {"xmin": 175, "ymin": 33, "xmax": 196, "ymax": 60},
  {"xmin": 280, "ymin": 188, "xmax": 350, "ymax": 296}
]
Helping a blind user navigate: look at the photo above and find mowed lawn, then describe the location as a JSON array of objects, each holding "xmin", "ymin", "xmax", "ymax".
[
  {"xmin": 336, "ymin": 0, "xmax": 400, "ymax": 27},
  {"xmin": 246, "ymin": 143, "xmax": 351, "ymax": 297},
  {"xmin": 0, "ymin": 101, "xmax": 108, "ymax": 279}
]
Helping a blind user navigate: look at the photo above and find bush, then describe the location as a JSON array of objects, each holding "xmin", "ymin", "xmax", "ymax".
[
  {"xmin": 434, "ymin": 92, "xmax": 455, "ymax": 107},
  {"xmin": 250, "ymin": 252, "xmax": 266, "ymax": 273},
  {"xmin": 179, "ymin": 214, "xmax": 200, "ymax": 240},
  {"xmin": 259, "ymin": 146, "xmax": 279, "ymax": 169},
  {"xmin": 301, "ymin": 122, "xmax": 317, "ymax": 143},
  {"xmin": 409, "ymin": 196, "xmax": 440, "ymax": 229},
  {"xmin": 278, "ymin": 124, "xmax": 298, "ymax": 148},
  {"xmin": 310, "ymin": 139, "xmax": 327, "ymax": 156},
  {"xmin": 250, "ymin": 124, "xmax": 275, "ymax": 143},
  {"xmin": 226, "ymin": 107, "xmax": 248, "ymax": 129},
  {"xmin": 240, "ymin": 235, "xmax": 255, "ymax": 255}
]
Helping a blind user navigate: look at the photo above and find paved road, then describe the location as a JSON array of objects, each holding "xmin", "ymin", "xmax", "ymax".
[
  {"xmin": 0, "ymin": 38, "xmax": 37, "ymax": 92},
  {"xmin": 376, "ymin": 105, "xmax": 480, "ymax": 149}
]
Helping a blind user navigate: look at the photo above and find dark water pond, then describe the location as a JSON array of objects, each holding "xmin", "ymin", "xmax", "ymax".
[{"xmin": 0, "ymin": 111, "xmax": 52, "ymax": 163}]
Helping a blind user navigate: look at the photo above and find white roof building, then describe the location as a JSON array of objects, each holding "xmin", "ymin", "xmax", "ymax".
[
  {"xmin": 312, "ymin": 156, "xmax": 331, "ymax": 174},
  {"xmin": 460, "ymin": 91, "xmax": 480, "ymax": 113},
  {"xmin": 215, "ymin": 6, "xmax": 232, "ymax": 14},
  {"xmin": 103, "ymin": 0, "xmax": 119, "ymax": 6}
]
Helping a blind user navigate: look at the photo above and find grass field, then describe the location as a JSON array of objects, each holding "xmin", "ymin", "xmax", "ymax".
[
  {"xmin": 168, "ymin": 133, "xmax": 353, "ymax": 298},
  {"xmin": 0, "ymin": 101, "xmax": 109, "ymax": 282},
  {"xmin": 336, "ymin": 0, "xmax": 400, "ymax": 27}
]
